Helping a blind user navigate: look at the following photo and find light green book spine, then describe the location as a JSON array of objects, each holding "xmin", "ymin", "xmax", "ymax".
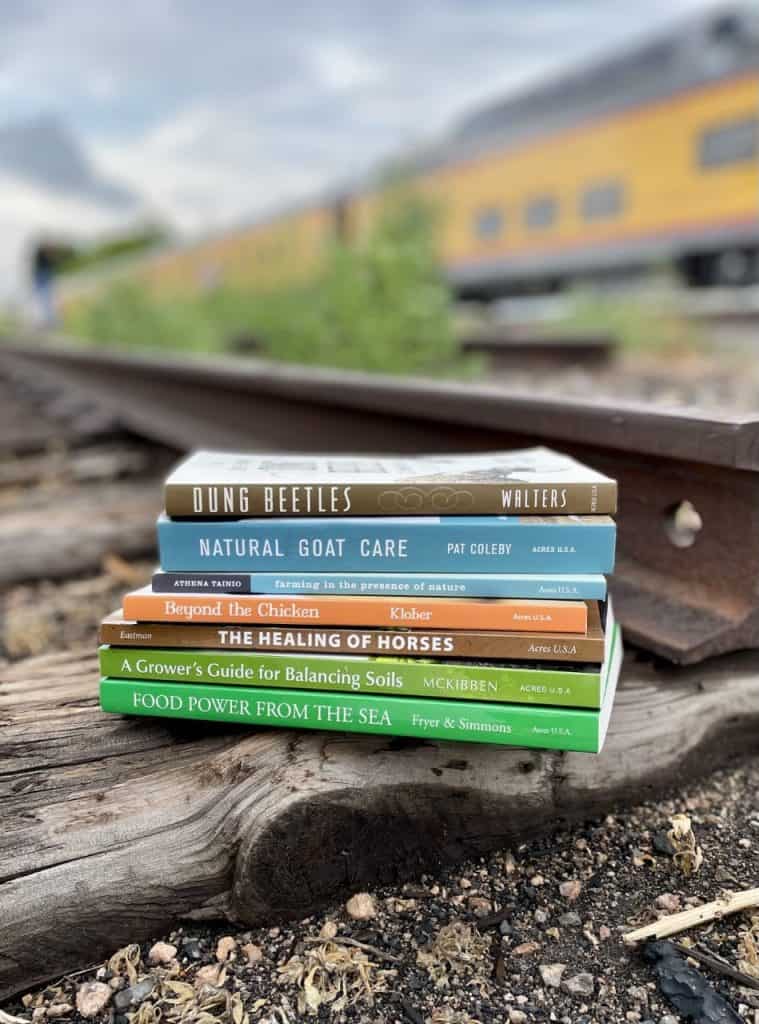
[
  {"xmin": 98, "ymin": 645, "xmax": 602, "ymax": 708},
  {"xmin": 99, "ymin": 678, "xmax": 602, "ymax": 751}
]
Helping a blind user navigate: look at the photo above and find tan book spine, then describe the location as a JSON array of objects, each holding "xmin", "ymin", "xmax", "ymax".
[
  {"xmin": 164, "ymin": 480, "xmax": 617, "ymax": 517},
  {"xmin": 99, "ymin": 614, "xmax": 604, "ymax": 662}
]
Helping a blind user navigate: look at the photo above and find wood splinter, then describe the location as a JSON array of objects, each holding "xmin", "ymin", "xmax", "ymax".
[{"xmin": 623, "ymin": 887, "xmax": 759, "ymax": 946}]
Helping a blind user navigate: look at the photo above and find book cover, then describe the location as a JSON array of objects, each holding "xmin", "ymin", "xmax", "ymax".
[
  {"xmin": 99, "ymin": 644, "xmax": 607, "ymax": 708},
  {"xmin": 157, "ymin": 514, "xmax": 616, "ymax": 574},
  {"xmin": 99, "ymin": 599, "xmax": 607, "ymax": 663},
  {"xmin": 164, "ymin": 448, "xmax": 617, "ymax": 518},
  {"xmin": 122, "ymin": 586, "xmax": 590, "ymax": 634},
  {"xmin": 99, "ymin": 623, "xmax": 622, "ymax": 752},
  {"xmin": 151, "ymin": 570, "xmax": 608, "ymax": 601}
]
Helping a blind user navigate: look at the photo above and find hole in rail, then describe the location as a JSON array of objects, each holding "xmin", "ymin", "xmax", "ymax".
[{"xmin": 664, "ymin": 500, "xmax": 703, "ymax": 549}]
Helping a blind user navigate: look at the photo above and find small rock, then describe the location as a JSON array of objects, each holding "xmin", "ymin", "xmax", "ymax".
[
  {"xmin": 468, "ymin": 896, "xmax": 492, "ymax": 915},
  {"xmin": 628, "ymin": 985, "xmax": 649, "ymax": 1006},
  {"xmin": 513, "ymin": 941, "xmax": 540, "ymax": 955},
  {"xmin": 320, "ymin": 920, "xmax": 339, "ymax": 940},
  {"xmin": 499, "ymin": 921, "xmax": 516, "ymax": 937},
  {"xmin": 46, "ymin": 1004, "xmax": 73, "ymax": 1018},
  {"xmin": 659, "ymin": 1017, "xmax": 678, "ymax": 1024},
  {"xmin": 113, "ymin": 990, "xmax": 132, "ymax": 1012},
  {"xmin": 534, "ymin": 909, "xmax": 549, "ymax": 925},
  {"xmin": 195, "ymin": 964, "xmax": 223, "ymax": 989},
  {"xmin": 562, "ymin": 972, "xmax": 595, "ymax": 998},
  {"xmin": 655, "ymin": 893, "xmax": 681, "ymax": 913},
  {"xmin": 148, "ymin": 941, "xmax": 177, "ymax": 965},
  {"xmin": 559, "ymin": 880, "xmax": 582, "ymax": 902},
  {"xmin": 242, "ymin": 942, "xmax": 263, "ymax": 963},
  {"xmin": 128, "ymin": 978, "xmax": 156, "ymax": 1006},
  {"xmin": 76, "ymin": 981, "xmax": 112, "ymax": 1019},
  {"xmin": 108, "ymin": 977, "xmax": 125, "ymax": 991},
  {"xmin": 559, "ymin": 911, "xmax": 582, "ymax": 928},
  {"xmin": 599, "ymin": 925, "xmax": 612, "ymax": 941},
  {"xmin": 509, "ymin": 1012, "xmax": 527, "ymax": 1024},
  {"xmin": 113, "ymin": 977, "xmax": 156, "ymax": 1011},
  {"xmin": 738, "ymin": 838, "xmax": 751, "ymax": 849},
  {"xmin": 459, "ymin": 877, "xmax": 472, "ymax": 889},
  {"xmin": 215, "ymin": 935, "xmax": 236, "ymax": 962},
  {"xmin": 268, "ymin": 927, "xmax": 280, "ymax": 938},
  {"xmin": 530, "ymin": 874, "xmax": 545, "ymax": 886},
  {"xmin": 653, "ymin": 831, "xmax": 675, "ymax": 856},
  {"xmin": 539, "ymin": 963, "xmax": 567, "ymax": 988},
  {"xmin": 346, "ymin": 892, "xmax": 377, "ymax": 920},
  {"xmin": 181, "ymin": 938, "xmax": 203, "ymax": 960}
]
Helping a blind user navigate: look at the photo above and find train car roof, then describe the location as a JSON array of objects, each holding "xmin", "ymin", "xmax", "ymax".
[{"xmin": 406, "ymin": 2, "xmax": 759, "ymax": 173}]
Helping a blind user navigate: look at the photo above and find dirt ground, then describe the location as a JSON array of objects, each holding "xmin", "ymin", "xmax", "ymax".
[{"xmin": 3, "ymin": 756, "xmax": 758, "ymax": 1024}]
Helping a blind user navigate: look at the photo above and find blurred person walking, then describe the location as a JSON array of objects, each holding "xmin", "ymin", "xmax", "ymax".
[{"xmin": 31, "ymin": 242, "xmax": 58, "ymax": 328}]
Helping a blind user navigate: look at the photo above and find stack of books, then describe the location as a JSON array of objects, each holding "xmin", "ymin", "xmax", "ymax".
[{"xmin": 98, "ymin": 449, "xmax": 622, "ymax": 753}]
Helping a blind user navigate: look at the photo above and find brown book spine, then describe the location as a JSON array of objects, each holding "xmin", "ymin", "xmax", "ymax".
[
  {"xmin": 164, "ymin": 480, "xmax": 617, "ymax": 518},
  {"xmin": 99, "ymin": 619, "xmax": 604, "ymax": 663}
]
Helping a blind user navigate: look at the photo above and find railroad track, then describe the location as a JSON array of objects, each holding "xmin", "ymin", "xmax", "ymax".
[
  {"xmin": 480, "ymin": 285, "xmax": 759, "ymax": 335},
  {"xmin": 2, "ymin": 336, "xmax": 759, "ymax": 664},
  {"xmin": 459, "ymin": 328, "xmax": 615, "ymax": 370},
  {"xmin": 3, "ymin": 336, "xmax": 759, "ymax": 1001}
]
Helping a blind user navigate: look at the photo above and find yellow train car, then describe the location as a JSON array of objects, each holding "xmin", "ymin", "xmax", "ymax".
[
  {"xmin": 58, "ymin": 199, "xmax": 337, "ymax": 313},
  {"xmin": 137, "ymin": 202, "xmax": 335, "ymax": 296},
  {"xmin": 60, "ymin": 3, "xmax": 759, "ymax": 309},
  {"xmin": 402, "ymin": 3, "xmax": 759, "ymax": 295}
]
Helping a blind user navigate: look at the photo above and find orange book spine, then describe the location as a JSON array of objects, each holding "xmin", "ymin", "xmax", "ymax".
[{"xmin": 122, "ymin": 589, "xmax": 588, "ymax": 634}]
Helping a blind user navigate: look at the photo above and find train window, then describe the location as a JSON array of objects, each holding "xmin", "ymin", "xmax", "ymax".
[
  {"xmin": 580, "ymin": 180, "xmax": 625, "ymax": 221},
  {"xmin": 524, "ymin": 195, "xmax": 557, "ymax": 230},
  {"xmin": 699, "ymin": 116, "xmax": 758, "ymax": 168},
  {"xmin": 474, "ymin": 207, "xmax": 504, "ymax": 239}
]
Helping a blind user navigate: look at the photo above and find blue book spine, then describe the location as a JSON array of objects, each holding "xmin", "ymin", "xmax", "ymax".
[
  {"xmin": 157, "ymin": 514, "xmax": 616, "ymax": 574},
  {"xmin": 152, "ymin": 570, "xmax": 607, "ymax": 600}
]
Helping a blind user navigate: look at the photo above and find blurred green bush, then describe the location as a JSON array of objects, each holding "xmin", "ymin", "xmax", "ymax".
[
  {"xmin": 65, "ymin": 190, "xmax": 474, "ymax": 377},
  {"xmin": 556, "ymin": 275, "xmax": 707, "ymax": 355}
]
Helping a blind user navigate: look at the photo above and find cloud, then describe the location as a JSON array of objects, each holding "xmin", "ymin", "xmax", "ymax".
[
  {"xmin": 0, "ymin": 170, "xmax": 138, "ymax": 302},
  {"xmin": 309, "ymin": 40, "xmax": 385, "ymax": 92},
  {"xmin": 0, "ymin": 0, "xmax": 728, "ymax": 290}
]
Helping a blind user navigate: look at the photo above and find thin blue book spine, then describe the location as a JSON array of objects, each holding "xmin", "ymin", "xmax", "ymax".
[
  {"xmin": 152, "ymin": 570, "xmax": 607, "ymax": 599},
  {"xmin": 157, "ymin": 515, "xmax": 616, "ymax": 574}
]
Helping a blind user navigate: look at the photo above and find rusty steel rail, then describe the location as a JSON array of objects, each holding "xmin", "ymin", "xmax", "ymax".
[{"xmin": 3, "ymin": 337, "xmax": 759, "ymax": 664}]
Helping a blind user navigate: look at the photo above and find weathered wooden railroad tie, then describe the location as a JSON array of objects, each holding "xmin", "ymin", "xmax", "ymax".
[
  {"xmin": 1, "ymin": 340, "xmax": 758, "ymax": 998},
  {"xmin": 0, "ymin": 359, "xmax": 176, "ymax": 586},
  {"xmin": 460, "ymin": 328, "xmax": 615, "ymax": 372}
]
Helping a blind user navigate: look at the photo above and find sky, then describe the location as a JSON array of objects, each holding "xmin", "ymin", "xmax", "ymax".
[{"xmin": 0, "ymin": 0, "xmax": 726, "ymax": 239}]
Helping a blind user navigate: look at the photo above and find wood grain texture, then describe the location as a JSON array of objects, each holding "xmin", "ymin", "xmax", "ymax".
[
  {"xmin": 0, "ymin": 479, "xmax": 161, "ymax": 585},
  {"xmin": 1, "ymin": 647, "xmax": 758, "ymax": 998}
]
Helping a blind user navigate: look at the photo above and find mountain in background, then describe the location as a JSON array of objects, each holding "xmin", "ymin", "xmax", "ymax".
[{"xmin": 0, "ymin": 113, "xmax": 136, "ymax": 208}]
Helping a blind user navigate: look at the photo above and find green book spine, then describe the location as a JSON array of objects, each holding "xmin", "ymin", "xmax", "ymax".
[
  {"xmin": 99, "ymin": 677, "xmax": 602, "ymax": 752},
  {"xmin": 98, "ymin": 646, "xmax": 602, "ymax": 708}
]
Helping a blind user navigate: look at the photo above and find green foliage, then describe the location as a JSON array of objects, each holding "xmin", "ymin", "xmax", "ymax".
[
  {"xmin": 57, "ymin": 225, "xmax": 170, "ymax": 276},
  {"xmin": 65, "ymin": 280, "xmax": 222, "ymax": 352},
  {"xmin": 557, "ymin": 281, "xmax": 707, "ymax": 355},
  {"xmin": 0, "ymin": 312, "xmax": 20, "ymax": 339},
  {"xmin": 65, "ymin": 190, "xmax": 470, "ymax": 377}
]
